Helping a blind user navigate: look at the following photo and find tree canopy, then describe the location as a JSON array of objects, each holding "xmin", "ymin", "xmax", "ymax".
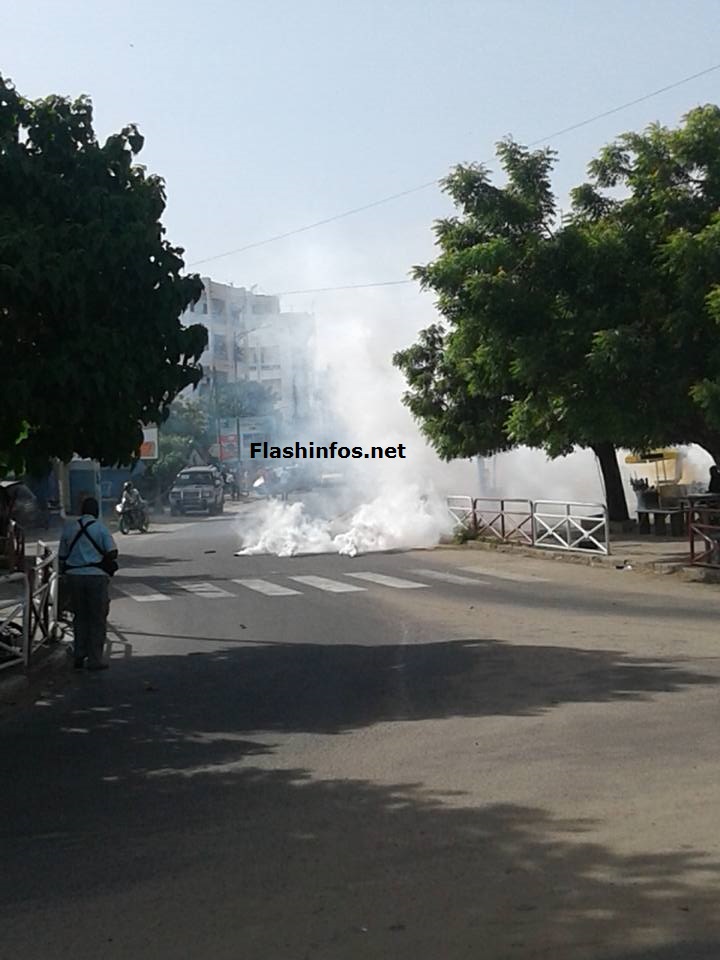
[
  {"xmin": 0, "ymin": 74, "xmax": 208, "ymax": 473},
  {"xmin": 394, "ymin": 107, "xmax": 720, "ymax": 520}
]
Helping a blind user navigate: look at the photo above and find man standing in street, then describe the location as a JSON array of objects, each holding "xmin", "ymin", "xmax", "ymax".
[{"xmin": 59, "ymin": 497, "xmax": 118, "ymax": 671}]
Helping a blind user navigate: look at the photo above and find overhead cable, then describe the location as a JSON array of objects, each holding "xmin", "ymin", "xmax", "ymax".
[{"xmin": 188, "ymin": 62, "xmax": 720, "ymax": 269}]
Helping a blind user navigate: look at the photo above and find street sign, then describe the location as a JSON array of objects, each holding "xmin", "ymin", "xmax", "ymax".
[{"xmin": 139, "ymin": 425, "xmax": 159, "ymax": 460}]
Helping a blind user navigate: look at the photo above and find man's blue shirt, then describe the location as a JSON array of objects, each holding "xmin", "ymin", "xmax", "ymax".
[{"xmin": 59, "ymin": 514, "xmax": 117, "ymax": 577}]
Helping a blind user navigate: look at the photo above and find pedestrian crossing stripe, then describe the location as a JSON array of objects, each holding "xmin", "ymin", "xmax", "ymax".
[
  {"xmin": 411, "ymin": 568, "xmax": 489, "ymax": 586},
  {"xmin": 174, "ymin": 581, "xmax": 235, "ymax": 598},
  {"xmin": 115, "ymin": 584, "xmax": 171, "ymax": 602},
  {"xmin": 346, "ymin": 572, "xmax": 426, "ymax": 589},
  {"xmin": 113, "ymin": 566, "xmax": 534, "ymax": 602},
  {"xmin": 289, "ymin": 575, "xmax": 366, "ymax": 593},
  {"xmin": 232, "ymin": 578, "xmax": 301, "ymax": 596}
]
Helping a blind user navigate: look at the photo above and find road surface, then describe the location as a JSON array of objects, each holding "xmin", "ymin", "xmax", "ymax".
[{"xmin": 2, "ymin": 503, "xmax": 720, "ymax": 959}]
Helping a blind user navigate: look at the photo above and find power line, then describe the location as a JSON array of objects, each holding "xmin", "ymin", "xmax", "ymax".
[
  {"xmin": 189, "ymin": 182, "xmax": 437, "ymax": 268},
  {"xmin": 276, "ymin": 279, "xmax": 414, "ymax": 296},
  {"xmin": 188, "ymin": 62, "xmax": 720, "ymax": 269}
]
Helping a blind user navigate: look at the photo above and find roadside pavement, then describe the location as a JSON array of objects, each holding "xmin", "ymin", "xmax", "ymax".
[{"xmin": 444, "ymin": 530, "xmax": 720, "ymax": 581}]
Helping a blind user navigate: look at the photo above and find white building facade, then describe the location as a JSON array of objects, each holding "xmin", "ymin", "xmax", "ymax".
[{"xmin": 182, "ymin": 277, "xmax": 315, "ymax": 430}]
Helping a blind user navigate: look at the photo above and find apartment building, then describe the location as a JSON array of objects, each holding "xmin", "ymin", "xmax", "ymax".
[{"xmin": 182, "ymin": 277, "xmax": 315, "ymax": 427}]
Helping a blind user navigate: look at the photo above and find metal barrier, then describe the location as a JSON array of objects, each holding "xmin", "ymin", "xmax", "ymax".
[
  {"xmin": 473, "ymin": 498, "xmax": 534, "ymax": 545},
  {"xmin": 447, "ymin": 496, "xmax": 476, "ymax": 534},
  {"xmin": 689, "ymin": 507, "xmax": 720, "ymax": 568},
  {"xmin": 533, "ymin": 501, "xmax": 609, "ymax": 555},
  {"xmin": 446, "ymin": 496, "xmax": 610, "ymax": 555},
  {"xmin": 23, "ymin": 541, "xmax": 60, "ymax": 664},
  {"xmin": 0, "ymin": 540, "xmax": 60, "ymax": 672},
  {"xmin": 0, "ymin": 573, "xmax": 27, "ymax": 672}
]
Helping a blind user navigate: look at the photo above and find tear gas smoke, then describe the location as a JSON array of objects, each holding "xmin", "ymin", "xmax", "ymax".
[
  {"xmin": 236, "ymin": 302, "xmax": 477, "ymax": 557},
  {"xmin": 236, "ymin": 483, "xmax": 449, "ymax": 558},
  {"xmin": 235, "ymin": 275, "xmax": 718, "ymax": 557}
]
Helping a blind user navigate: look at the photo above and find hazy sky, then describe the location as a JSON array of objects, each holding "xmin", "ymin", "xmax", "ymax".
[{"xmin": 3, "ymin": 0, "xmax": 720, "ymax": 346}]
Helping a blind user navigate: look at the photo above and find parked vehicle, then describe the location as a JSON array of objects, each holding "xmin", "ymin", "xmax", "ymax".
[{"xmin": 169, "ymin": 467, "xmax": 224, "ymax": 515}]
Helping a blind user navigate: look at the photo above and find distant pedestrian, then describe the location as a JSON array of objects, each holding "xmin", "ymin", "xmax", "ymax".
[
  {"xmin": 59, "ymin": 497, "xmax": 118, "ymax": 671},
  {"xmin": 709, "ymin": 465, "xmax": 720, "ymax": 495}
]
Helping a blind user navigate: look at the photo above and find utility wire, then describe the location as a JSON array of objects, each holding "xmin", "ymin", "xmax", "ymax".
[
  {"xmin": 188, "ymin": 62, "xmax": 720, "ymax": 269},
  {"xmin": 276, "ymin": 279, "xmax": 414, "ymax": 296}
]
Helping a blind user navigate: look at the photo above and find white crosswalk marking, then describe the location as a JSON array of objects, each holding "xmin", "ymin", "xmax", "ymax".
[
  {"xmin": 176, "ymin": 581, "xmax": 235, "ymax": 598},
  {"xmin": 411, "ymin": 568, "xmax": 490, "ymax": 586},
  {"xmin": 459, "ymin": 565, "xmax": 548, "ymax": 583},
  {"xmin": 347, "ymin": 572, "xmax": 427, "ymax": 589},
  {"xmin": 115, "ymin": 583, "xmax": 171, "ymax": 602},
  {"xmin": 289, "ymin": 575, "xmax": 366, "ymax": 593},
  {"xmin": 232, "ymin": 578, "xmax": 301, "ymax": 596}
]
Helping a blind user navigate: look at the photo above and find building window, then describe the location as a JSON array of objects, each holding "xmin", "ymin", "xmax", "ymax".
[
  {"xmin": 252, "ymin": 297, "xmax": 277, "ymax": 315},
  {"xmin": 263, "ymin": 378, "xmax": 282, "ymax": 397},
  {"xmin": 260, "ymin": 345, "xmax": 281, "ymax": 367},
  {"xmin": 210, "ymin": 297, "xmax": 225, "ymax": 316}
]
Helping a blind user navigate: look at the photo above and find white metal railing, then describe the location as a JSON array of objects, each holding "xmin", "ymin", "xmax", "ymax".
[
  {"xmin": 0, "ymin": 573, "xmax": 27, "ymax": 672},
  {"xmin": 533, "ymin": 501, "xmax": 609, "ymax": 555},
  {"xmin": 447, "ymin": 496, "xmax": 476, "ymax": 533},
  {"xmin": 447, "ymin": 497, "xmax": 610, "ymax": 555},
  {"xmin": 24, "ymin": 541, "xmax": 61, "ymax": 662},
  {"xmin": 0, "ymin": 540, "xmax": 60, "ymax": 672},
  {"xmin": 473, "ymin": 498, "xmax": 534, "ymax": 545}
]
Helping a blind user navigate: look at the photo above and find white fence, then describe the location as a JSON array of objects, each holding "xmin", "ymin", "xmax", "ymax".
[
  {"xmin": 448, "ymin": 496, "xmax": 609, "ymax": 555},
  {"xmin": 0, "ymin": 540, "xmax": 61, "ymax": 672}
]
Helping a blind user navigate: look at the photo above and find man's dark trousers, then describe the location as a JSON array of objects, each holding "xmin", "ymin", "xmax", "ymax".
[{"xmin": 69, "ymin": 575, "xmax": 110, "ymax": 668}]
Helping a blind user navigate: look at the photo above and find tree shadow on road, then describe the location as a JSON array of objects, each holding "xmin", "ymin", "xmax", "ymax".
[
  {"xmin": 2, "ymin": 639, "xmax": 720, "ymax": 959},
  {"xmin": 2, "ymin": 747, "xmax": 719, "ymax": 959},
  {"xmin": 101, "ymin": 634, "xmax": 719, "ymax": 733}
]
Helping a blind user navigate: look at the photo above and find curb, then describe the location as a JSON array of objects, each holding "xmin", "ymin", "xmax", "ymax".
[{"xmin": 438, "ymin": 537, "xmax": 720, "ymax": 582}]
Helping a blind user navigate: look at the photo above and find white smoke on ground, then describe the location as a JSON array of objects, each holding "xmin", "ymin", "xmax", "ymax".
[
  {"xmin": 236, "ymin": 483, "xmax": 449, "ymax": 558},
  {"xmin": 235, "ymin": 281, "xmax": 476, "ymax": 556}
]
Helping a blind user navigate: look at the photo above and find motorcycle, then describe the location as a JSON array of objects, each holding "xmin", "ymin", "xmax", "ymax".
[{"xmin": 115, "ymin": 499, "xmax": 150, "ymax": 534}]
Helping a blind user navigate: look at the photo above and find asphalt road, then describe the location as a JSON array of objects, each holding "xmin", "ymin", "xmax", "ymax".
[{"xmin": 2, "ymin": 502, "xmax": 720, "ymax": 960}]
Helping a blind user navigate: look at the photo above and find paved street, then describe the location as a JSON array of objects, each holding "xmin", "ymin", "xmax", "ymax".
[{"xmin": 3, "ymin": 504, "xmax": 720, "ymax": 959}]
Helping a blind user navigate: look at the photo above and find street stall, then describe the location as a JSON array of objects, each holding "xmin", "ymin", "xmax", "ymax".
[{"xmin": 625, "ymin": 450, "xmax": 708, "ymax": 536}]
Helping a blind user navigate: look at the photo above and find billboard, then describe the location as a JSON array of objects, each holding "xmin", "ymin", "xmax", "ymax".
[{"xmin": 139, "ymin": 425, "xmax": 159, "ymax": 460}]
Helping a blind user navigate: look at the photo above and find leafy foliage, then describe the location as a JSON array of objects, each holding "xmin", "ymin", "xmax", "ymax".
[
  {"xmin": 395, "ymin": 108, "xmax": 720, "ymax": 520},
  {"xmin": 213, "ymin": 380, "xmax": 276, "ymax": 420},
  {"xmin": 0, "ymin": 74, "xmax": 208, "ymax": 472}
]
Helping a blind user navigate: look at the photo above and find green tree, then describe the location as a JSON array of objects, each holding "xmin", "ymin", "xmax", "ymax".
[
  {"xmin": 141, "ymin": 397, "xmax": 211, "ymax": 499},
  {"xmin": 161, "ymin": 397, "xmax": 211, "ymax": 449},
  {"xmin": 395, "ymin": 141, "xmax": 642, "ymax": 521},
  {"xmin": 0, "ymin": 74, "xmax": 208, "ymax": 473},
  {"xmin": 397, "ymin": 113, "xmax": 720, "ymax": 521},
  {"xmin": 214, "ymin": 380, "xmax": 276, "ymax": 420},
  {"xmin": 571, "ymin": 104, "xmax": 720, "ymax": 463}
]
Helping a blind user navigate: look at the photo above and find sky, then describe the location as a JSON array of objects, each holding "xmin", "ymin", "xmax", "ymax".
[
  {"xmin": 3, "ymin": 0, "xmax": 720, "ymax": 500},
  {"xmin": 4, "ymin": 0, "xmax": 720, "ymax": 332}
]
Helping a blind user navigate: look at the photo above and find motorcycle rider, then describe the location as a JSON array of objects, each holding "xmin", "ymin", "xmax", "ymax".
[{"xmin": 118, "ymin": 481, "xmax": 148, "ymax": 530}]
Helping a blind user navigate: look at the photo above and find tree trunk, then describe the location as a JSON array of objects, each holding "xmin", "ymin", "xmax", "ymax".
[{"xmin": 591, "ymin": 441, "xmax": 629, "ymax": 523}]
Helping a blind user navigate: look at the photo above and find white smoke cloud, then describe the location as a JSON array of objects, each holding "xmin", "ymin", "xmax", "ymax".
[
  {"xmin": 235, "ymin": 238, "xmax": 718, "ymax": 555},
  {"xmin": 235, "ymin": 262, "xmax": 476, "ymax": 556},
  {"xmin": 236, "ymin": 483, "xmax": 449, "ymax": 558}
]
